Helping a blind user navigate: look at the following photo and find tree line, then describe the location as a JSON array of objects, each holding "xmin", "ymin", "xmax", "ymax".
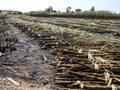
[{"xmin": 26, "ymin": 6, "xmax": 120, "ymax": 19}]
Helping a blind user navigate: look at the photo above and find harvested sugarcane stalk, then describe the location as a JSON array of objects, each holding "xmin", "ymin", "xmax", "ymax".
[
  {"xmin": 54, "ymin": 67, "xmax": 67, "ymax": 72},
  {"xmin": 81, "ymin": 85, "xmax": 120, "ymax": 90},
  {"xmin": 68, "ymin": 71, "xmax": 105, "ymax": 81},
  {"xmin": 54, "ymin": 80, "xmax": 75, "ymax": 85},
  {"xmin": 72, "ymin": 72, "xmax": 104, "ymax": 77},
  {"xmin": 7, "ymin": 78, "xmax": 20, "ymax": 86},
  {"xmin": 70, "ymin": 65, "xmax": 94, "ymax": 71},
  {"xmin": 0, "ymin": 52, "xmax": 7, "ymax": 56},
  {"xmin": 54, "ymin": 73, "xmax": 74, "ymax": 78},
  {"xmin": 107, "ymin": 78, "xmax": 113, "ymax": 86},
  {"xmin": 70, "ymin": 80, "xmax": 85, "ymax": 88},
  {"xmin": 59, "ymin": 50, "xmax": 84, "ymax": 55},
  {"xmin": 1, "ymin": 63, "xmax": 14, "ymax": 66},
  {"xmin": 60, "ymin": 64, "xmax": 83, "ymax": 67},
  {"xmin": 114, "ymin": 78, "xmax": 120, "ymax": 82},
  {"xmin": 55, "ymin": 77, "xmax": 79, "ymax": 81},
  {"xmin": 111, "ymin": 84, "xmax": 118, "ymax": 90},
  {"xmin": 55, "ymin": 80, "xmax": 120, "ymax": 89}
]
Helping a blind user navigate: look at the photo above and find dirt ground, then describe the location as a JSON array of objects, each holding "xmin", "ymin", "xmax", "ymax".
[
  {"xmin": 0, "ymin": 15, "xmax": 120, "ymax": 90},
  {"xmin": 0, "ymin": 17, "xmax": 56, "ymax": 90}
]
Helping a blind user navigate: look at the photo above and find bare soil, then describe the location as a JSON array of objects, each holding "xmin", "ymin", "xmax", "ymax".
[{"xmin": 0, "ymin": 17, "xmax": 56, "ymax": 90}]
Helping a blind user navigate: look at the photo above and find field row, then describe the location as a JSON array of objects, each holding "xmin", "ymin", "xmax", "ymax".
[
  {"xmin": 16, "ymin": 15, "xmax": 120, "ymax": 39},
  {"xmin": 10, "ymin": 16, "xmax": 120, "ymax": 89}
]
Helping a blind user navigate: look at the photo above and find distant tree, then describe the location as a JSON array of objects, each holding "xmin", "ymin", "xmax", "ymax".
[
  {"xmin": 71, "ymin": 11, "xmax": 74, "ymax": 13},
  {"xmin": 52, "ymin": 10, "xmax": 57, "ymax": 12},
  {"xmin": 45, "ymin": 6, "xmax": 53, "ymax": 12},
  {"xmin": 75, "ymin": 9, "xmax": 82, "ymax": 12},
  {"xmin": 58, "ymin": 10, "xmax": 61, "ymax": 13},
  {"xmin": 90, "ymin": 6, "xmax": 95, "ymax": 11},
  {"xmin": 66, "ymin": 6, "xmax": 72, "ymax": 13}
]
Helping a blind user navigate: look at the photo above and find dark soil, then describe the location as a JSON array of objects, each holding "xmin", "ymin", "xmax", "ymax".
[{"xmin": 0, "ymin": 17, "xmax": 56, "ymax": 90}]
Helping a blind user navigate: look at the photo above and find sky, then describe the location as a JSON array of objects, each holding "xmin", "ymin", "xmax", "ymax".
[{"xmin": 0, "ymin": 0, "xmax": 120, "ymax": 13}]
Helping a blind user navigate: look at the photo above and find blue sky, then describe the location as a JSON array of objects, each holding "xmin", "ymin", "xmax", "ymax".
[{"xmin": 0, "ymin": 0, "xmax": 120, "ymax": 13}]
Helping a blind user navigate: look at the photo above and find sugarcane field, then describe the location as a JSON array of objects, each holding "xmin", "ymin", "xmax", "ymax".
[{"xmin": 0, "ymin": 1, "xmax": 120, "ymax": 90}]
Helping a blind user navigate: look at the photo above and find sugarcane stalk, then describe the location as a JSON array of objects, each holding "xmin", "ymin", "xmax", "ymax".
[{"xmin": 68, "ymin": 71, "xmax": 105, "ymax": 81}]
